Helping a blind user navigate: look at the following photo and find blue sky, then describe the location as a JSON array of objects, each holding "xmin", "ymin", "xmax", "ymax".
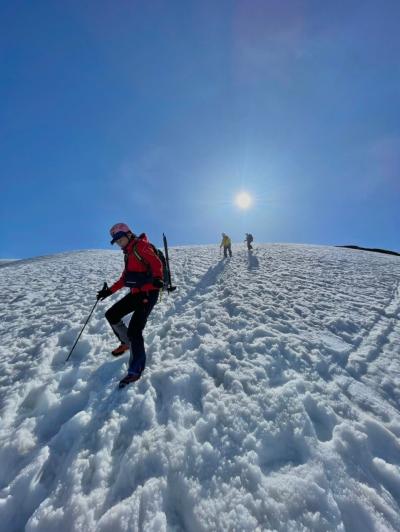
[{"xmin": 1, "ymin": 0, "xmax": 399, "ymax": 258}]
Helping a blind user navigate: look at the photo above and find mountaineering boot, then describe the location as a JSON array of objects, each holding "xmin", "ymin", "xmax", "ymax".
[
  {"xmin": 119, "ymin": 373, "xmax": 141, "ymax": 388},
  {"xmin": 112, "ymin": 343, "xmax": 130, "ymax": 357}
]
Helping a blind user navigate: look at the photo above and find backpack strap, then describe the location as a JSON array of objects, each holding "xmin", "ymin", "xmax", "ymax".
[{"xmin": 131, "ymin": 242, "xmax": 152, "ymax": 275}]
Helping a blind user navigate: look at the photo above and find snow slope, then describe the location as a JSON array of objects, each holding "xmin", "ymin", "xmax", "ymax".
[{"xmin": 1, "ymin": 244, "xmax": 400, "ymax": 532}]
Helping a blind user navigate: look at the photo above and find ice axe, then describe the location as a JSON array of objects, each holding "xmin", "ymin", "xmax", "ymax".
[{"xmin": 163, "ymin": 233, "xmax": 176, "ymax": 292}]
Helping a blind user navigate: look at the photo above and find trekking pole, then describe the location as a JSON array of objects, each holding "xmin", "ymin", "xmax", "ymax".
[
  {"xmin": 162, "ymin": 233, "xmax": 176, "ymax": 292},
  {"xmin": 65, "ymin": 282, "xmax": 107, "ymax": 362}
]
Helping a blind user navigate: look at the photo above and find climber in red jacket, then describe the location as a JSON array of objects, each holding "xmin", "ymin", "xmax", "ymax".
[{"xmin": 97, "ymin": 223, "xmax": 164, "ymax": 388}]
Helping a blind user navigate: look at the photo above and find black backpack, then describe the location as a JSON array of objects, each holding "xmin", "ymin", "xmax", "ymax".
[
  {"xmin": 248, "ymin": 234, "xmax": 253, "ymax": 242},
  {"xmin": 151, "ymin": 245, "xmax": 169, "ymax": 287}
]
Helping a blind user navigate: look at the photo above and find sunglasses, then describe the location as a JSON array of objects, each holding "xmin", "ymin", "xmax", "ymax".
[{"xmin": 110, "ymin": 231, "xmax": 128, "ymax": 244}]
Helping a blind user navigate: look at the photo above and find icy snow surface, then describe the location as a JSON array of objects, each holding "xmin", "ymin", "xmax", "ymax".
[{"xmin": 1, "ymin": 244, "xmax": 400, "ymax": 532}]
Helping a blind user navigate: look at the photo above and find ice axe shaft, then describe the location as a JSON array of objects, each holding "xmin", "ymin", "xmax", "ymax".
[{"xmin": 163, "ymin": 233, "xmax": 176, "ymax": 292}]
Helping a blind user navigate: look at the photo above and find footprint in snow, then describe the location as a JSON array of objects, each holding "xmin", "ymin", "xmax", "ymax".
[{"xmin": 303, "ymin": 393, "xmax": 337, "ymax": 442}]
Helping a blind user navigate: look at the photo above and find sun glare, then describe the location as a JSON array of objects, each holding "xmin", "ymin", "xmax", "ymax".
[{"xmin": 235, "ymin": 192, "xmax": 252, "ymax": 209}]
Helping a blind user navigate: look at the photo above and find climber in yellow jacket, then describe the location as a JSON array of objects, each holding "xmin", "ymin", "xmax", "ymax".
[{"xmin": 220, "ymin": 233, "xmax": 232, "ymax": 258}]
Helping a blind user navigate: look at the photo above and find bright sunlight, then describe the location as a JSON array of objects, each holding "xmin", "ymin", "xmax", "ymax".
[{"xmin": 235, "ymin": 191, "xmax": 252, "ymax": 209}]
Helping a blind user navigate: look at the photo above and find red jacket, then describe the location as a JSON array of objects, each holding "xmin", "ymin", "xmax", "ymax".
[{"xmin": 110, "ymin": 234, "xmax": 163, "ymax": 294}]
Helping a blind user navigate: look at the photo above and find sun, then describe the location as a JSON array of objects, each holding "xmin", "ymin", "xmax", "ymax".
[{"xmin": 235, "ymin": 191, "xmax": 252, "ymax": 209}]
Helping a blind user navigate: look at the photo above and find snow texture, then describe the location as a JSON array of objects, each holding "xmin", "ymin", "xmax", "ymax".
[{"xmin": 1, "ymin": 244, "xmax": 400, "ymax": 531}]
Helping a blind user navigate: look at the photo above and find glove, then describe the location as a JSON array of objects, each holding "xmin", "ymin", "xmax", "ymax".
[
  {"xmin": 97, "ymin": 286, "xmax": 112, "ymax": 300},
  {"xmin": 153, "ymin": 278, "xmax": 164, "ymax": 289}
]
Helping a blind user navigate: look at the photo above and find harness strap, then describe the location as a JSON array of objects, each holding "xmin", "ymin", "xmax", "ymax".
[
  {"xmin": 132, "ymin": 244, "xmax": 151, "ymax": 274},
  {"xmin": 131, "ymin": 247, "xmax": 161, "ymax": 302}
]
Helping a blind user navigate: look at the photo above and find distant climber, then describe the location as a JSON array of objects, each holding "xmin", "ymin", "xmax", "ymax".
[
  {"xmin": 245, "ymin": 233, "xmax": 253, "ymax": 251},
  {"xmin": 220, "ymin": 233, "xmax": 232, "ymax": 258},
  {"xmin": 96, "ymin": 223, "xmax": 164, "ymax": 388}
]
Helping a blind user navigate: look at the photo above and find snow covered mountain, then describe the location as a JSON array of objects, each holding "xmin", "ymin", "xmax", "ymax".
[{"xmin": 1, "ymin": 244, "xmax": 400, "ymax": 531}]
